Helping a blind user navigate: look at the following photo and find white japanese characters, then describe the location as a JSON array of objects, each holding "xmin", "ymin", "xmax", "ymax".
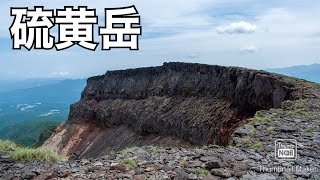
[
  {"xmin": 9, "ymin": 6, "xmax": 142, "ymax": 51},
  {"xmin": 10, "ymin": 7, "xmax": 55, "ymax": 50},
  {"xmin": 55, "ymin": 6, "xmax": 98, "ymax": 51},
  {"xmin": 99, "ymin": 6, "xmax": 141, "ymax": 50}
]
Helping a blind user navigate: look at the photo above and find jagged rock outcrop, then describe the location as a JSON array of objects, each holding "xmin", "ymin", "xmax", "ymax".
[{"xmin": 43, "ymin": 62, "xmax": 314, "ymax": 158}]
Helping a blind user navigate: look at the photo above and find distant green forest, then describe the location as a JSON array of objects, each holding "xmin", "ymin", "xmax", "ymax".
[{"xmin": 0, "ymin": 79, "xmax": 86, "ymax": 146}]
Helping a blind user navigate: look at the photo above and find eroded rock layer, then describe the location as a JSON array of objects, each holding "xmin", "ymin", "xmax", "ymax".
[{"xmin": 44, "ymin": 62, "xmax": 311, "ymax": 158}]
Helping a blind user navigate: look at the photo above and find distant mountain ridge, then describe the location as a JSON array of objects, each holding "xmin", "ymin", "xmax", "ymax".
[
  {"xmin": 0, "ymin": 79, "xmax": 87, "ymax": 146},
  {"xmin": 0, "ymin": 79, "xmax": 87, "ymax": 104},
  {"xmin": 0, "ymin": 78, "xmax": 64, "ymax": 93},
  {"xmin": 266, "ymin": 63, "xmax": 320, "ymax": 83}
]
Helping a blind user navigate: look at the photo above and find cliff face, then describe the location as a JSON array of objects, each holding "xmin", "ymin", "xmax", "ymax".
[{"xmin": 43, "ymin": 62, "xmax": 311, "ymax": 158}]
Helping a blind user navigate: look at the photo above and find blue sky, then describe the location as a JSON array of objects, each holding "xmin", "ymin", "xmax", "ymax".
[{"xmin": 0, "ymin": 0, "xmax": 320, "ymax": 80}]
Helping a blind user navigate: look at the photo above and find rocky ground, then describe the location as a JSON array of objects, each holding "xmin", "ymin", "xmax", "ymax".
[{"xmin": 1, "ymin": 97, "xmax": 319, "ymax": 180}]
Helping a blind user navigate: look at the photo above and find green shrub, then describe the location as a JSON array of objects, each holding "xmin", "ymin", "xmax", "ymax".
[
  {"xmin": 122, "ymin": 158, "xmax": 138, "ymax": 169},
  {"xmin": 249, "ymin": 117, "xmax": 271, "ymax": 125},
  {"xmin": 251, "ymin": 141, "xmax": 263, "ymax": 149},
  {"xmin": 267, "ymin": 126, "xmax": 276, "ymax": 132},
  {"xmin": 250, "ymin": 128, "xmax": 257, "ymax": 135},
  {"xmin": 201, "ymin": 169, "xmax": 209, "ymax": 176},
  {"xmin": 0, "ymin": 140, "xmax": 20, "ymax": 153},
  {"xmin": 255, "ymin": 111, "xmax": 263, "ymax": 117},
  {"xmin": 0, "ymin": 140, "xmax": 60, "ymax": 162},
  {"xmin": 216, "ymin": 147, "xmax": 225, "ymax": 153},
  {"xmin": 193, "ymin": 169, "xmax": 209, "ymax": 176},
  {"xmin": 119, "ymin": 146, "xmax": 138, "ymax": 154},
  {"xmin": 271, "ymin": 113, "xmax": 279, "ymax": 118},
  {"xmin": 241, "ymin": 136, "xmax": 252, "ymax": 144},
  {"xmin": 193, "ymin": 169, "xmax": 200, "ymax": 176},
  {"xmin": 146, "ymin": 146, "xmax": 161, "ymax": 152},
  {"xmin": 306, "ymin": 128, "xmax": 313, "ymax": 133},
  {"xmin": 10, "ymin": 148, "xmax": 60, "ymax": 162}
]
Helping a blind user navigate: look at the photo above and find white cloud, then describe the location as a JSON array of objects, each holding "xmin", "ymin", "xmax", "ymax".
[
  {"xmin": 217, "ymin": 21, "xmax": 256, "ymax": 34},
  {"xmin": 240, "ymin": 45, "xmax": 258, "ymax": 53},
  {"xmin": 19, "ymin": 104, "xmax": 37, "ymax": 111},
  {"xmin": 40, "ymin": 109, "xmax": 60, "ymax": 117},
  {"xmin": 51, "ymin": 71, "xmax": 75, "ymax": 77}
]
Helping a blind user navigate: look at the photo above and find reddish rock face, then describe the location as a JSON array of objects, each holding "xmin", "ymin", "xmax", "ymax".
[{"xmin": 44, "ymin": 62, "xmax": 312, "ymax": 158}]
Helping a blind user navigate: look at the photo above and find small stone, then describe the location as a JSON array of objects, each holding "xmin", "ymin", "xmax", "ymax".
[
  {"xmin": 57, "ymin": 170, "xmax": 69, "ymax": 178},
  {"xmin": 23, "ymin": 172, "xmax": 36, "ymax": 179},
  {"xmin": 210, "ymin": 168, "xmax": 232, "ymax": 178},
  {"xmin": 188, "ymin": 173, "xmax": 198, "ymax": 180},
  {"xmin": 93, "ymin": 161, "xmax": 103, "ymax": 166},
  {"xmin": 80, "ymin": 159, "xmax": 90, "ymax": 165},
  {"xmin": 232, "ymin": 162, "xmax": 247, "ymax": 177},
  {"xmin": 187, "ymin": 161, "xmax": 202, "ymax": 168},
  {"xmin": 145, "ymin": 167, "xmax": 154, "ymax": 172},
  {"xmin": 116, "ymin": 173, "xmax": 132, "ymax": 179},
  {"xmin": 173, "ymin": 170, "xmax": 189, "ymax": 180},
  {"xmin": 1, "ymin": 155, "xmax": 10, "ymax": 159},
  {"xmin": 13, "ymin": 163, "xmax": 25, "ymax": 169},
  {"xmin": 205, "ymin": 158, "xmax": 224, "ymax": 169},
  {"xmin": 234, "ymin": 125, "xmax": 255, "ymax": 137},
  {"xmin": 110, "ymin": 163, "xmax": 128, "ymax": 172},
  {"xmin": 278, "ymin": 125, "xmax": 297, "ymax": 132},
  {"xmin": 134, "ymin": 174, "xmax": 147, "ymax": 180},
  {"xmin": 70, "ymin": 163, "xmax": 77, "ymax": 168}
]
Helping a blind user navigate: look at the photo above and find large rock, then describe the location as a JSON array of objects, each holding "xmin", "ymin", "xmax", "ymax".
[{"xmin": 43, "ymin": 62, "xmax": 311, "ymax": 158}]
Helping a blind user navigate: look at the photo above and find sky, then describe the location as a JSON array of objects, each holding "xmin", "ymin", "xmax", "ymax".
[{"xmin": 0, "ymin": 0, "xmax": 319, "ymax": 80}]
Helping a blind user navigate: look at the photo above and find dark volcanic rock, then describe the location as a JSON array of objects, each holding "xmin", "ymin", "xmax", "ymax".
[{"xmin": 43, "ymin": 62, "xmax": 312, "ymax": 158}]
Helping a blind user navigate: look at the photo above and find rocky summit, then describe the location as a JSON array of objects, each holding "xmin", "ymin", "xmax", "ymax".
[{"xmin": 1, "ymin": 62, "xmax": 320, "ymax": 179}]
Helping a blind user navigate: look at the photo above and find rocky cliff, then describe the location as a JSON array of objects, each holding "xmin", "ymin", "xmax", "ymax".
[{"xmin": 43, "ymin": 62, "xmax": 313, "ymax": 158}]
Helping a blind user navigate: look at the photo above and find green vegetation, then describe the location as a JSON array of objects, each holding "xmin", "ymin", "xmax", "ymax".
[
  {"xmin": 216, "ymin": 147, "xmax": 226, "ymax": 153},
  {"xmin": 201, "ymin": 169, "xmax": 209, "ymax": 176},
  {"xmin": 10, "ymin": 148, "xmax": 60, "ymax": 162},
  {"xmin": 271, "ymin": 113, "xmax": 279, "ymax": 118},
  {"xmin": 267, "ymin": 126, "xmax": 276, "ymax": 132},
  {"xmin": 288, "ymin": 108, "xmax": 306, "ymax": 116},
  {"xmin": 0, "ymin": 140, "xmax": 60, "ymax": 162},
  {"xmin": 146, "ymin": 146, "xmax": 161, "ymax": 153},
  {"xmin": 250, "ymin": 128, "xmax": 257, "ymax": 135},
  {"xmin": 194, "ymin": 169, "xmax": 200, "ymax": 176},
  {"xmin": 255, "ymin": 111, "xmax": 263, "ymax": 117},
  {"xmin": 32, "ymin": 125, "xmax": 58, "ymax": 148},
  {"xmin": 241, "ymin": 136, "xmax": 252, "ymax": 144},
  {"xmin": 251, "ymin": 141, "xmax": 263, "ymax": 149},
  {"xmin": 306, "ymin": 128, "xmax": 313, "ymax": 133},
  {"xmin": 228, "ymin": 143, "xmax": 236, "ymax": 149},
  {"xmin": 249, "ymin": 116, "xmax": 271, "ymax": 125},
  {"xmin": 0, "ymin": 117, "xmax": 62, "ymax": 147},
  {"xmin": 120, "ymin": 146, "xmax": 138, "ymax": 154},
  {"xmin": 193, "ymin": 168, "xmax": 209, "ymax": 176},
  {"xmin": 0, "ymin": 140, "xmax": 21, "ymax": 153},
  {"xmin": 109, "ymin": 146, "xmax": 139, "ymax": 155},
  {"xmin": 122, "ymin": 158, "xmax": 138, "ymax": 169}
]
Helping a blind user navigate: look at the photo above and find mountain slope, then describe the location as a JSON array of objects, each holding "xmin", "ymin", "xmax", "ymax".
[
  {"xmin": 43, "ymin": 62, "xmax": 317, "ymax": 158},
  {"xmin": 266, "ymin": 63, "xmax": 320, "ymax": 83}
]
